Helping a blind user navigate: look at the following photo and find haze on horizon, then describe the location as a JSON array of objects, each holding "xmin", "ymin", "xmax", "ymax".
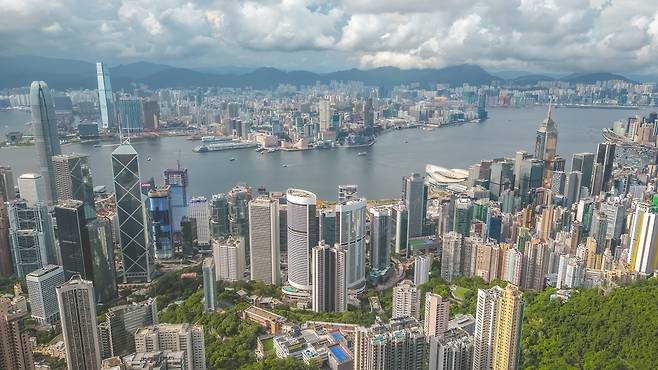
[{"xmin": 1, "ymin": 0, "xmax": 658, "ymax": 74}]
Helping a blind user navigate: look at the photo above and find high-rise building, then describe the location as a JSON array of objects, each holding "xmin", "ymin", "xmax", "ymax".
[
  {"xmin": 453, "ymin": 198, "xmax": 473, "ymax": 237},
  {"xmin": 595, "ymin": 142, "xmax": 616, "ymax": 192},
  {"xmin": 57, "ymin": 276, "xmax": 101, "ymax": 370},
  {"xmin": 117, "ymin": 98, "xmax": 144, "ymax": 132},
  {"xmin": 148, "ymin": 186, "xmax": 173, "ymax": 259},
  {"xmin": 392, "ymin": 280, "xmax": 421, "ymax": 319},
  {"xmin": 472, "ymin": 286, "xmax": 504, "ymax": 370},
  {"xmin": 0, "ymin": 296, "xmax": 34, "ymax": 370},
  {"xmin": 52, "ymin": 154, "xmax": 95, "ymax": 219},
  {"xmin": 134, "ymin": 323, "xmax": 206, "ymax": 370},
  {"xmin": 522, "ymin": 241, "xmax": 548, "ymax": 291},
  {"xmin": 26, "ymin": 265, "xmax": 65, "ymax": 325},
  {"xmin": 474, "ymin": 241, "xmax": 501, "ymax": 283},
  {"xmin": 228, "ymin": 184, "xmax": 252, "ymax": 258},
  {"xmin": 188, "ymin": 197, "xmax": 210, "ymax": 247},
  {"xmin": 202, "ymin": 257, "xmax": 216, "ymax": 312},
  {"xmin": 571, "ymin": 152, "xmax": 594, "ymax": 190},
  {"xmin": 564, "ymin": 171, "xmax": 582, "ymax": 206},
  {"xmin": 84, "ymin": 218, "xmax": 117, "ymax": 303},
  {"xmin": 98, "ymin": 298, "xmax": 158, "ymax": 359},
  {"xmin": 392, "ymin": 203, "xmax": 409, "ymax": 254},
  {"xmin": 141, "ymin": 100, "xmax": 160, "ymax": 130},
  {"xmin": 556, "ymin": 254, "xmax": 584, "ymax": 288},
  {"xmin": 0, "ymin": 198, "xmax": 12, "ymax": 278},
  {"xmin": 248, "ymin": 197, "xmax": 280, "ymax": 284},
  {"xmin": 403, "ymin": 173, "xmax": 428, "ymax": 238},
  {"xmin": 55, "ymin": 200, "xmax": 89, "ymax": 279},
  {"xmin": 335, "ymin": 191, "xmax": 367, "ymax": 291},
  {"xmin": 319, "ymin": 100, "xmax": 331, "ymax": 131},
  {"xmin": 353, "ymin": 316, "xmax": 426, "ymax": 370},
  {"xmin": 441, "ymin": 231, "xmax": 462, "ymax": 282},
  {"xmin": 164, "ymin": 165, "xmax": 188, "ymax": 233},
  {"xmin": 210, "ymin": 193, "xmax": 229, "ymax": 237},
  {"xmin": 424, "ymin": 292, "xmax": 450, "ymax": 339},
  {"xmin": 311, "ymin": 241, "xmax": 348, "ymax": 312},
  {"xmin": 428, "ymin": 328, "xmax": 474, "ymax": 370},
  {"xmin": 319, "ymin": 207, "xmax": 336, "ymax": 245},
  {"xmin": 30, "ymin": 81, "xmax": 62, "ymax": 204},
  {"xmin": 369, "ymin": 206, "xmax": 391, "ymax": 272},
  {"xmin": 112, "ymin": 143, "xmax": 152, "ymax": 283},
  {"xmin": 97, "ymin": 62, "xmax": 117, "ymax": 129},
  {"xmin": 286, "ymin": 188, "xmax": 318, "ymax": 291},
  {"xmin": 534, "ymin": 104, "xmax": 558, "ymax": 187},
  {"xmin": 0, "ymin": 166, "xmax": 16, "ymax": 201},
  {"xmin": 414, "ymin": 254, "xmax": 432, "ymax": 286},
  {"xmin": 17, "ymin": 173, "xmax": 47, "ymax": 206},
  {"xmin": 489, "ymin": 161, "xmax": 515, "ymax": 200},
  {"xmin": 628, "ymin": 201, "xmax": 658, "ymax": 274},
  {"xmin": 492, "ymin": 284, "xmax": 524, "ymax": 370},
  {"xmin": 518, "ymin": 158, "xmax": 544, "ymax": 203},
  {"xmin": 501, "ymin": 248, "xmax": 523, "ymax": 286},
  {"xmin": 8, "ymin": 199, "xmax": 57, "ymax": 276},
  {"xmin": 213, "ymin": 236, "xmax": 245, "ymax": 282}
]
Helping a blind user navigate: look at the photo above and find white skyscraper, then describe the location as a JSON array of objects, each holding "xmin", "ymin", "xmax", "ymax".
[
  {"xmin": 424, "ymin": 292, "xmax": 450, "ymax": 339},
  {"xmin": 188, "ymin": 196, "xmax": 210, "ymax": 246},
  {"xmin": 441, "ymin": 231, "xmax": 462, "ymax": 282},
  {"xmin": 557, "ymin": 254, "xmax": 585, "ymax": 288},
  {"xmin": 26, "ymin": 264, "xmax": 65, "ymax": 325},
  {"xmin": 472, "ymin": 286, "xmax": 504, "ymax": 370},
  {"xmin": 134, "ymin": 323, "xmax": 206, "ymax": 370},
  {"xmin": 392, "ymin": 280, "xmax": 421, "ymax": 319},
  {"xmin": 335, "ymin": 192, "xmax": 367, "ymax": 291},
  {"xmin": 286, "ymin": 189, "xmax": 318, "ymax": 291},
  {"xmin": 97, "ymin": 62, "xmax": 117, "ymax": 129},
  {"xmin": 17, "ymin": 173, "xmax": 47, "ymax": 206},
  {"xmin": 248, "ymin": 197, "xmax": 280, "ymax": 284},
  {"xmin": 202, "ymin": 257, "xmax": 216, "ymax": 312},
  {"xmin": 414, "ymin": 254, "xmax": 432, "ymax": 286},
  {"xmin": 319, "ymin": 100, "xmax": 331, "ymax": 131},
  {"xmin": 628, "ymin": 202, "xmax": 658, "ymax": 274},
  {"xmin": 213, "ymin": 236, "xmax": 245, "ymax": 282}
]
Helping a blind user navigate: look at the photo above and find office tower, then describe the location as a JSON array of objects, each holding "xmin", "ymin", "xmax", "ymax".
[
  {"xmin": 628, "ymin": 201, "xmax": 658, "ymax": 274},
  {"xmin": 564, "ymin": 171, "xmax": 582, "ymax": 206},
  {"xmin": 228, "ymin": 184, "xmax": 252, "ymax": 258},
  {"xmin": 0, "ymin": 199, "xmax": 12, "ymax": 278},
  {"xmin": 30, "ymin": 81, "xmax": 62, "ymax": 204},
  {"xmin": 319, "ymin": 207, "xmax": 337, "ymax": 245},
  {"xmin": 550, "ymin": 171, "xmax": 566, "ymax": 195},
  {"xmin": 141, "ymin": 100, "xmax": 160, "ymax": 130},
  {"xmin": 522, "ymin": 242, "xmax": 548, "ymax": 291},
  {"xmin": 319, "ymin": 100, "xmax": 330, "ymax": 131},
  {"xmin": 112, "ymin": 143, "xmax": 152, "ymax": 283},
  {"xmin": 286, "ymin": 188, "xmax": 318, "ymax": 290},
  {"xmin": 369, "ymin": 206, "xmax": 392, "ymax": 271},
  {"xmin": 600, "ymin": 200, "xmax": 625, "ymax": 245},
  {"xmin": 57, "ymin": 276, "xmax": 101, "ymax": 370},
  {"xmin": 148, "ymin": 186, "xmax": 173, "ymax": 259},
  {"xmin": 392, "ymin": 203, "xmax": 409, "ymax": 254},
  {"xmin": 17, "ymin": 173, "xmax": 47, "ymax": 206},
  {"xmin": 97, "ymin": 62, "xmax": 117, "ymax": 129},
  {"xmin": 353, "ymin": 316, "xmax": 425, "ymax": 370},
  {"xmin": 472, "ymin": 286, "xmax": 504, "ymax": 370},
  {"xmin": 441, "ymin": 231, "xmax": 462, "ymax": 282},
  {"xmin": 0, "ymin": 166, "xmax": 16, "ymax": 201},
  {"xmin": 556, "ymin": 254, "xmax": 584, "ymax": 288},
  {"xmin": 424, "ymin": 292, "xmax": 450, "ymax": 339},
  {"xmin": 227, "ymin": 102, "xmax": 240, "ymax": 118},
  {"xmin": 84, "ymin": 218, "xmax": 117, "ymax": 303},
  {"xmin": 213, "ymin": 236, "xmax": 245, "ymax": 282},
  {"xmin": 403, "ymin": 173, "xmax": 428, "ymax": 238},
  {"xmin": 202, "ymin": 257, "xmax": 216, "ymax": 312},
  {"xmin": 489, "ymin": 161, "xmax": 515, "ymax": 200},
  {"xmin": 210, "ymin": 193, "xmax": 229, "ymax": 237},
  {"xmin": 117, "ymin": 98, "xmax": 144, "ymax": 132},
  {"xmin": 453, "ymin": 198, "xmax": 473, "ymax": 237},
  {"xmin": 248, "ymin": 198, "xmax": 280, "ymax": 284},
  {"xmin": 98, "ymin": 298, "xmax": 158, "ymax": 359},
  {"xmin": 26, "ymin": 265, "xmax": 65, "ymax": 325},
  {"xmin": 518, "ymin": 159, "xmax": 544, "ymax": 202},
  {"xmin": 335, "ymin": 191, "xmax": 367, "ymax": 291},
  {"xmin": 0, "ymin": 296, "xmax": 34, "ymax": 369},
  {"xmin": 311, "ymin": 241, "xmax": 348, "ymax": 312},
  {"xmin": 534, "ymin": 104, "xmax": 558, "ymax": 187},
  {"xmin": 164, "ymin": 165, "xmax": 188, "ymax": 233},
  {"xmin": 512, "ymin": 151, "xmax": 530, "ymax": 189},
  {"xmin": 414, "ymin": 254, "xmax": 432, "ymax": 286},
  {"xmin": 188, "ymin": 197, "xmax": 210, "ymax": 247},
  {"xmin": 571, "ymin": 152, "xmax": 594, "ymax": 190},
  {"xmin": 55, "ymin": 200, "xmax": 89, "ymax": 279},
  {"xmin": 428, "ymin": 328, "xmax": 473, "ymax": 370},
  {"xmin": 392, "ymin": 280, "xmax": 421, "ymax": 319},
  {"xmin": 8, "ymin": 200, "xmax": 56, "ymax": 276},
  {"xmin": 492, "ymin": 284, "xmax": 524, "ymax": 370},
  {"xmin": 134, "ymin": 323, "xmax": 206, "ymax": 370},
  {"xmin": 595, "ymin": 142, "xmax": 616, "ymax": 192},
  {"xmin": 52, "ymin": 154, "xmax": 95, "ymax": 219}
]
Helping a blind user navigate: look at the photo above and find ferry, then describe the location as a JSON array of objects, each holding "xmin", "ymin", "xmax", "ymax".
[
  {"xmin": 193, "ymin": 142, "xmax": 259, "ymax": 153},
  {"xmin": 201, "ymin": 135, "xmax": 232, "ymax": 143},
  {"xmin": 357, "ymin": 152, "xmax": 367, "ymax": 156}
]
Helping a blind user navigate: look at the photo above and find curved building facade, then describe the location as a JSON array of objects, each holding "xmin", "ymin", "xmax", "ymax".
[
  {"xmin": 30, "ymin": 81, "xmax": 61, "ymax": 204},
  {"xmin": 336, "ymin": 197, "xmax": 367, "ymax": 291},
  {"xmin": 286, "ymin": 189, "xmax": 318, "ymax": 291}
]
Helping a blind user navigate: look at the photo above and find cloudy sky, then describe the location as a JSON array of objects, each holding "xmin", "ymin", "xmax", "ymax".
[{"xmin": 2, "ymin": 0, "xmax": 658, "ymax": 73}]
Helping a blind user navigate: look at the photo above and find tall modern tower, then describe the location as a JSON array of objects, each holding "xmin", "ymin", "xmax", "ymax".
[
  {"xmin": 96, "ymin": 62, "xmax": 117, "ymax": 130},
  {"xmin": 311, "ymin": 241, "xmax": 347, "ymax": 313},
  {"xmin": 30, "ymin": 81, "xmax": 61, "ymax": 204},
  {"xmin": 0, "ymin": 199, "xmax": 12, "ymax": 278},
  {"xmin": 403, "ymin": 173, "xmax": 428, "ymax": 238},
  {"xmin": 472, "ymin": 286, "xmax": 504, "ymax": 370},
  {"xmin": 188, "ymin": 197, "xmax": 210, "ymax": 247},
  {"xmin": 8, "ymin": 199, "xmax": 57, "ymax": 276},
  {"xmin": 202, "ymin": 257, "xmax": 216, "ymax": 312},
  {"xmin": 424, "ymin": 292, "xmax": 450, "ymax": 339},
  {"xmin": 534, "ymin": 104, "xmax": 558, "ymax": 187},
  {"xmin": 492, "ymin": 285, "xmax": 524, "ymax": 370},
  {"xmin": 0, "ymin": 296, "xmax": 34, "ymax": 370},
  {"xmin": 163, "ymin": 164, "xmax": 188, "ymax": 233},
  {"xmin": 335, "ymin": 189, "xmax": 367, "ymax": 291},
  {"xmin": 248, "ymin": 197, "xmax": 280, "ymax": 284},
  {"xmin": 595, "ymin": 142, "xmax": 616, "ymax": 193},
  {"xmin": 52, "ymin": 154, "xmax": 95, "ymax": 219},
  {"xmin": 369, "ymin": 206, "xmax": 391, "ymax": 272},
  {"xmin": 57, "ymin": 276, "xmax": 101, "ymax": 370},
  {"xmin": 0, "ymin": 166, "xmax": 16, "ymax": 201},
  {"xmin": 112, "ymin": 143, "xmax": 152, "ymax": 283},
  {"xmin": 84, "ymin": 218, "xmax": 118, "ymax": 303},
  {"xmin": 148, "ymin": 186, "xmax": 173, "ymax": 259},
  {"xmin": 55, "ymin": 200, "xmax": 90, "ymax": 279},
  {"xmin": 571, "ymin": 152, "xmax": 595, "ymax": 190},
  {"xmin": 286, "ymin": 188, "xmax": 318, "ymax": 291}
]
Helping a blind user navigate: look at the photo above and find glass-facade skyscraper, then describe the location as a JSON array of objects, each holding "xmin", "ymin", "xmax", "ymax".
[
  {"xmin": 85, "ymin": 218, "xmax": 117, "ymax": 303},
  {"xmin": 96, "ymin": 62, "xmax": 117, "ymax": 130},
  {"xmin": 52, "ymin": 153, "xmax": 95, "ymax": 220},
  {"xmin": 148, "ymin": 186, "xmax": 173, "ymax": 259},
  {"xmin": 164, "ymin": 165, "xmax": 188, "ymax": 233},
  {"xmin": 7, "ymin": 200, "xmax": 56, "ymax": 277},
  {"xmin": 30, "ymin": 81, "xmax": 61, "ymax": 204},
  {"xmin": 402, "ymin": 173, "xmax": 428, "ymax": 238}
]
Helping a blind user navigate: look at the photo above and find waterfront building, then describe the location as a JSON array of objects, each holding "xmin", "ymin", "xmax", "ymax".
[
  {"xmin": 492, "ymin": 285, "xmax": 524, "ymax": 370},
  {"xmin": 0, "ymin": 296, "xmax": 34, "ymax": 369},
  {"xmin": 369, "ymin": 206, "xmax": 392, "ymax": 272},
  {"xmin": 8, "ymin": 199, "xmax": 56, "ymax": 276},
  {"xmin": 30, "ymin": 81, "xmax": 62, "ymax": 204},
  {"xmin": 428, "ymin": 328, "xmax": 473, "ymax": 370},
  {"xmin": 203, "ymin": 257, "xmax": 216, "ymax": 312},
  {"xmin": 210, "ymin": 193, "xmax": 229, "ymax": 237},
  {"xmin": 335, "ymin": 190, "xmax": 367, "ymax": 291},
  {"xmin": 112, "ymin": 143, "xmax": 153, "ymax": 283},
  {"xmin": 534, "ymin": 104, "xmax": 558, "ymax": 187},
  {"xmin": 98, "ymin": 298, "xmax": 158, "ymax": 359},
  {"xmin": 392, "ymin": 280, "xmax": 420, "ymax": 319},
  {"xmin": 97, "ymin": 62, "xmax": 117, "ymax": 129},
  {"xmin": 188, "ymin": 196, "xmax": 210, "ymax": 247},
  {"xmin": 441, "ymin": 231, "xmax": 462, "ymax": 282},
  {"xmin": 57, "ymin": 276, "xmax": 101, "ymax": 370},
  {"xmin": 17, "ymin": 173, "xmax": 47, "ymax": 206},
  {"xmin": 424, "ymin": 292, "xmax": 450, "ymax": 339},
  {"xmin": 248, "ymin": 197, "xmax": 280, "ymax": 284},
  {"xmin": 353, "ymin": 316, "xmax": 426, "ymax": 370},
  {"xmin": 319, "ymin": 207, "xmax": 336, "ymax": 245},
  {"xmin": 134, "ymin": 323, "xmax": 206, "ymax": 370},
  {"xmin": 213, "ymin": 236, "xmax": 245, "ymax": 282},
  {"xmin": 52, "ymin": 153, "xmax": 95, "ymax": 219},
  {"xmin": 141, "ymin": 100, "xmax": 160, "ymax": 130},
  {"xmin": 148, "ymin": 186, "xmax": 174, "ymax": 259},
  {"xmin": 403, "ymin": 173, "xmax": 428, "ymax": 238},
  {"xmin": 286, "ymin": 188, "xmax": 318, "ymax": 291},
  {"xmin": 472, "ymin": 286, "xmax": 504, "ymax": 370},
  {"xmin": 26, "ymin": 264, "xmax": 64, "ymax": 325},
  {"xmin": 117, "ymin": 98, "xmax": 144, "ymax": 132},
  {"xmin": 311, "ymin": 241, "xmax": 348, "ymax": 312},
  {"xmin": 164, "ymin": 165, "xmax": 188, "ymax": 233}
]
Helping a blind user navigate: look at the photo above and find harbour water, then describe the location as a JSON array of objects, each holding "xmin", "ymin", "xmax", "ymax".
[{"xmin": 0, "ymin": 106, "xmax": 653, "ymax": 199}]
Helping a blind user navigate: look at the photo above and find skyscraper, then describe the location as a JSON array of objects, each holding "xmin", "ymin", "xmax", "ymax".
[
  {"xmin": 0, "ymin": 198, "xmax": 12, "ymax": 278},
  {"xmin": 335, "ymin": 190, "xmax": 367, "ymax": 291},
  {"xmin": 202, "ymin": 257, "xmax": 216, "ymax": 312},
  {"xmin": 424, "ymin": 292, "xmax": 450, "ymax": 339},
  {"xmin": 148, "ymin": 186, "xmax": 173, "ymax": 259},
  {"xmin": 0, "ymin": 296, "xmax": 34, "ymax": 370},
  {"xmin": 534, "ymin": 104, "xmax": 558, "ymax": 187},
  {"xmin": 213, "ymin": 236, "xmax": 245, "ymax": 282},
  {"xmin": 8, "ymin": 199, "xmax": 57, "ymax": 276},
  {"xmin": 26, "ymin": 264, "xmax": 65, "ymax": 325},
  {"xmin": 248, "ymin": 197, "xmax": 280, "ymax": 284},
  {"xmin": 571, "ymin": 152, "xmax": 594, "ymax": 190},
  {"xmin": 392, "ymin": 280, "xmax": 421, "ymax": 319},
  {"xmin": 472, "ymin": 286, "xmax": 504, "ymax": 370},
  {"xmin": 17, "ymin": 173, "xmax": 47, "ymax": 206},
  {"xmin": 319, "ymin": 100, "xmax": 331, "ymax": 131},
  {"xmin": 97, "ymin": 62, "xmax": 117, "ymax": 130},
  {"xmin": 57, "ymin": 276, "xmax": 101, "ymax": 370},
  {"xmin": 112, "ymin": 143, "xmax": 152, "ymax": 283},
  {"xmin": 84, "ymin": 218, "xmax": 117, "ymax": 303},
  {"xmin": 414, "ymin": 254, "xmax": 432, "ymax": 286},
  {"xmin": 311, "ymin": 241, "xmax": 348, "ymax": 312},
  {"xmin": 628, "ymin": 201, "xmax": 658, "ymax": 274},
  {"xmin": 441, "ymin": 231, "xmax": 462, "ymax": 282},
  {"xmin": 210, "ymin": 193, "xmax": 229, "ymax": 237},
  {"xmin": 98, "ymin": 298, "xmax": 158, "ymax": 359},
  {"xmin": 492, "ymin": 284, "xmax": 524, "ymax": 370},
  {"xmin": 286, "ymin": 188, "xmax": 318, "ymax": 291},
  {"xmin": 564, "ymin": 171, "xmax": 582, "ymax": 206},
  {"xmin": 134, "ymin": 323, "xmax": 206, "ymax": 370},
  {"xmin": 228, "ymin": 184, "xmax": 252, "ymax": 259},
  {"xmin": 52, "ymin": 154, "xmax": 95, "ymax": 219},
  {"xmin": 353, "ymin": 316, "xmax": 426, "ymax": 370},
  {"xmin": 55, "ymin": 200, "xmax": 89, "ymax": 279},
  {"xmin": 403, "ymin": 173, "xmax": 428, "ymax": 238},
  {"xmin": 0, "ymin": 166, "xmax": 16, "ymax": 201},
  {"xmin": 595, "ymin": 142, "xmax": 616, "ymax": 192},
  {"xmin": 428, "ymin": 328, "xmax": 474, "ymax": 370},
  {"xmin": 117, "ymin": 98, "xmax": 144, "ymax": 132},
  {"xmin": 164, "ymin": 165, "xmax": 188, "ymax": 233},
  {"xmin": 30, "ymin": 81, "xmax": 62, "ymax": 204},
  {"xmin": 369, "ymin": 206, "xmax": 391, "ymax": 272},
  {"xmin": 188, "ymin": 196, "xmax": 210, "ymax": 247}
]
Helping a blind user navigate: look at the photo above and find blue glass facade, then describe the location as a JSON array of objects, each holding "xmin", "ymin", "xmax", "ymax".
[{"xmin": 148, "ymin": 188, "xmax": 173, "ymax": 259}]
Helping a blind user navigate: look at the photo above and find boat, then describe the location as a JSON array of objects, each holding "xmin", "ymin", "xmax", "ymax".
[
  {"xmin": 230, "ymin": 158, "xmax": 236, "ymax": 161},
  {"xmin": 147, "ymin": 157, "xmax": 151, "ymax": 161},
  {"xmin": 201, "ymin": 135, "xmax": 232, "ymax": 143},
  {"xmin": 282, "ymin": 164, "xmax": 288, "ymax": 167},
  {"xmin": 357, "ymin": 152, "xmax": 367, "ymax": 156},
  {"xmin": 267, "ymin": 148, "xmax": 280, "ymax": 153},
  {"xmin": 193, "ymin": 142, "xmax": 259, "ymax": 153},
  {"xmin": 93, "ymin": 144, "xmax": 101, "ymax": 148}
]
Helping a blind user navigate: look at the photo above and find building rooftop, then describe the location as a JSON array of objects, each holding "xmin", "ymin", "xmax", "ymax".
[{"xmin": 26, "ymin": 264, "xmax": 62, "ymax": 278}]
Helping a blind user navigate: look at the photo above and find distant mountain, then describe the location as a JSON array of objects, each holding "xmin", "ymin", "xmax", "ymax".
[
  {"xmin": 111, "ymin": 62, "xmax": 173, "ymax": 80},
  {"xmin": 561, "ymin": 72, "xmax": 633, "ymax": 84},
  {"xmin": 511, "ymin": 74, "xmax": 556, "ymax": 86},
  {"xmin": 192, "ymin": 66, "xmax": 256, "ymax": 75}
]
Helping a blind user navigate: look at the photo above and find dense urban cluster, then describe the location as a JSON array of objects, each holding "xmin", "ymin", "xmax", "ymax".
[{"xmin": 0, "ymin": 61, "xmax": 657, "ymax": 370}]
